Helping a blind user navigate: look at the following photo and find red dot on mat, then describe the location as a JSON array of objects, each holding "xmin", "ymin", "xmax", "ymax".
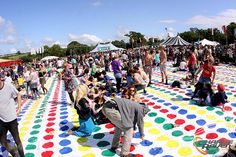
[
  {"xmin": 233, "ymin": 112, "xmax": 236, "ymax": 116},
  {"xmin": 140, "ymin": 97, "xmax": 144, "ymax": 99},
  {"xmin": 43, "ymin": 135, "xmax": 54, "ymax": 140},
  {"xmin": 47, "ymin": 118, "xmax": 56, "ymax": 121},
  {"xmin": 147, "ymin": 102, "xmax": 155, "ymax": 106},
  {"xmin": 167, "ymin": 114, "xmax": 176, "ymax": 119},
  {"xmin": 224, "ymin": 106, "xmax": 232, "ymax": 111},
  {"xmin": 173, "ymin": 89, "xmax": 179, "ymax": 91},
  {"xmin": 130, "ymin": 145, "xmax": 135, "ymax": 152},
  {"xmin": 142, "ymin": 99, "xmax": 149, "ymax": 103},
  {"xmin": 179, "ymin": 91, "xmax": 185, "ymax": 93},
  {"xmin": 49, "ymin": 109, "xmax": 56, "ymax": 113},
  {"xmin": 160, "ymin": 109, "xmax": 168, "ymax": 113},
  {"xmin": 42, "ymin": 142, "xmax": 54, "ymax": 148},
  {"xmin": 50, "ymin": 107, "xmax": 57, "ymax": 110},
  {"xmin": 42, "ymin": 151, "xmax": 54, "ymax": 157},
  {"xmin": 109, "ymin": 130, "xmax": 115, "ymax": 134},
  {"xmin": 195, "ymin": 128, "xmax": 205, "ymax": 135},
  {"xmin": 48, "ymin": 113, "xmax": 56, "ymax": 116},
  {"xmin": 153, "ymin": 105, "xmax": 161, "ymax": 109},
  {"xmin": 175, "ymin": 119, "xmax": 185, "ymax": 125},
  {"xmin": 46, "ymin": 122, "xmax": 55, "ymax": 127},
  {"xmin": 135, "ymin": 154, "xmax": 144, "ymax": 157},
  {"xmin": 184, "ymin": 125, "xmax": 195, "ymax": 131},
  {"xmin": 45, "ymin": 128, "xmax": 55, "ymax": 133},
  {"xmin": 105, "ymin": 123, "xmax": 114, "ymax": 129},
  {"xmin": 206, "ymin": 133, "xmax": 218, "ymax": 139}
]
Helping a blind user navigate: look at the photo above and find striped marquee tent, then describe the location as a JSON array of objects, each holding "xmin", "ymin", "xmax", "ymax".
[{"xmin": 161, "ymin": 35, "xmax": 191, "ymax": 46}]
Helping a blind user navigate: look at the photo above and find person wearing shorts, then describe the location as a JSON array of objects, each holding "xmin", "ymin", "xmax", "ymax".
[{"xmin": 159, "ymin": 46, "xmax": 168, "ymax": 84}]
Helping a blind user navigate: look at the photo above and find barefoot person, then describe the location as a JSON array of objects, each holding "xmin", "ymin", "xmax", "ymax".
[
  {"xmin": 159, "ymin": 46, "xmax": 168, "ymax": 84},
  {"xmin": 0, "ymin": 72, "xmax": 24, "ymax": 157}
]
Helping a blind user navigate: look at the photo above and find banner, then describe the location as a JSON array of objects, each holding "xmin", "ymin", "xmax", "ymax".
[
  {"xmin": 211, "ymin": 28, "xmax": 214, "ymax": 36},
  {"xmin": 222, "ymin": 25, "xmax": 227, "ymax": 34}
]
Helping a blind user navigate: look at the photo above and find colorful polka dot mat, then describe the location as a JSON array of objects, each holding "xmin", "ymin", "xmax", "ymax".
[{"xmin": 0, "ymin": 65, "xmax": 236, "ymax": 157}]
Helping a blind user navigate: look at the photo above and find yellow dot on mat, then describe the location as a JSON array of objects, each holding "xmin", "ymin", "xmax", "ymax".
[
  {"xmin": 144, "ymin": 122, "xmax": 152, "ymax": 127},
  {"xmin": 20, "ymin": 127, "xmax": 28, "ymax": 131},
  {"xmin": 82, "ymin": 153, "xmax": 95, "ymax": 157},
  {"xmin": 166, "ymin": 140, "xmax": 179, "ymax": 148},
  {"xmin": 197, "ymin": 110, "xmax": 206, "ymax": 115},
  {"xmin": 228, "ymin": 97, "xmax": 235, "ymax": 101},
  {"xmin": 189, "ymin": 106, "xmax": 197, "ymax": 110},
  {"xmin": 22, "ymin": 121, "xmax": 31, "ymax": 125},
  {"xmin": 226, "ymin": 123, "xmax": 235, "ymax": 129},
  {"xmin": 180, "ymin": 103, "xmax": 188, "ymax": 107},
  {"xmin": 216, "ymin": 120, "xmax": 224, "ymax": 123},
  {"xmin": 19, "ymin": 132, "xmax": 26, "ymax": 137},
  {"xmin": 78, "ymin": 145, "xmax": 91, "ymax": 151},
  {"xmin": 148, "ymin": 128, "xmax": 160, "ymax": 135},
  {"xmin": 206, "ymin": 115, "xmax": 216, "ymax": 120},
  {"xmin": 178, "ymin": 147, "xmax": 192, "ymax": 156},
  {"xmin": 193, "ymin": 155, "xmax": 203, "ymax": 157},
  {"xmin": 156, "ymin": 135, "xmax": 169, "ymax": 141},
  {"xmin": 77, "ymin": 137, "xmax": 88, "ymax": 143}
]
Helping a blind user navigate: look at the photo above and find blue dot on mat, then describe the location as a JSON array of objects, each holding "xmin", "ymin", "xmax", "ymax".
[
  {"xmin": 152, "ymin": 97, "xmax": 159, "ymax": 100},
  {"xmin": 163, "ymin": 156, "xmax": 173, "ymax": 157},
  {"xmin": 163, "ymin": 103, "xmax": 172, "ymax": 106},
  {"xmin": 60, "ymin": 108, "xmax": 67, "ymax": 111},
  {"xmin": 228, "ymin": 132, "xmax": 236, "ymax": 138},
  {"xmin": 143, "ymin": 93, "xmax": 149, "ymax": 96},
  {"xmin": 186, "ymin": 114, "xmax": 196, "ymax": 119},
  {"xmin": 207, "ymin": 123, "xmax": 216, "ymax": 129},
  {"xmin": 60, "ymin": 120, "xmax": 68, "ymax": 125},
  {"xmin": 60, "ymin": 111, "xmax": 68, "ymax": 115},
  {"xmin": 17, "ymin": 118, "xmax": 21, "ymax": 122},
  {"xmin": 149, "ymin": 147, "xmax": 163, "ymax": 155},
  {"xmin": 59, "ymin": 147, "xmax": 72, "ymax": 154},
  {"xmin": 134, "ymin": 132, "xmax": 144, "ymax": 138},
  {"xmin": 147, "ymin": 95, "xmax": 154, "ymax": 98},
  {"xmin": 60, "ymin": 125, "xmax": 69, "ymax": 131},
  {"xmin": 59, "ymin": 133, "xmax": 69, "ymax": 138},
  {"xmin": 182, "ymin": 98, "xmax": 190, "ymax": 101},
  {"xmin": 178, "ymin": 109, "xmax": 187, "ymax": 115},
  {"xmin": 170, "ymin": 106, "xmax": 179, "ymax": 110},
  {"xmin": 231, "ymin": 103, "xmax": 236, "ymax": 107},
  {"xmin": 140, "ymin": 140, "xmax": 153, "ymax": 146},
  {"xmin": 157, "ymin": 100, "xmax": 165, "ymax": 103},
  {"xmin": 217, "ymin": 128, "xmax": 227, "ymax": 133},
  {"xmin": 59, "ymin": 139, "xmax": 71, "ymax": 146},
  {"xmin": 60, "ymin": 116, "xmax": 68, "ymax": 119},
  {"xmin": 196, "ymin": 119, "xmax": 206, "ymax": 126}
]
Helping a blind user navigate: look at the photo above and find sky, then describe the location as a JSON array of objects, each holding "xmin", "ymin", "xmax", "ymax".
[{"xmin": 0, "ymin": 0, "xmax": 236, "ymax": 54}]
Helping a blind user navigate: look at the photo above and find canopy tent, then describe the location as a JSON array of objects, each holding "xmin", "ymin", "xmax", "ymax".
[
  {"xmin": 0, "ymin": 59, "xmax": 22, "ymax": 67},
  {"xmin": 160, "ymin": 37, "xmax": 173, "ymax": 45},
  {"xmin": 161, "ymin": 35, "xmax": 191, "ymax": 46},
  {"xmin": 90, "ymin": 42, "xmax": 123, "ymax": 53},
  {"xmin": 195, "ymin": 39, "xmax": 220, "ymax": 46},
  {"xmin": 41, "ymin": 56, "xmax": 59, "ymax": 61}
]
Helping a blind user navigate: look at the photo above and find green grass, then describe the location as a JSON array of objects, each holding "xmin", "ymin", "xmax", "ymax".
[{"xmin": 0, "ymin": 53, "xmax": 29, "ymax": 60}]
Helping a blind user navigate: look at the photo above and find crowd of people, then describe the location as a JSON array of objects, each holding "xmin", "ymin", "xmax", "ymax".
[{"xmin": 0, "ymin": 44, "xmax": 234, "ymax": 157}]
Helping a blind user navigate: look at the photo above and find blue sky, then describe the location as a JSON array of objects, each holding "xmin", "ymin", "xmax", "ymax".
[{"xmin": 0, "ymin": 0, "xmax": 236, "ymax": 54}]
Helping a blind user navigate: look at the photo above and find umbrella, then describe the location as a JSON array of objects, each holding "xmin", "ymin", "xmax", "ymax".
[{"xmin": 41, "ymin": 56, "xmax": 59, "ymax": 61}]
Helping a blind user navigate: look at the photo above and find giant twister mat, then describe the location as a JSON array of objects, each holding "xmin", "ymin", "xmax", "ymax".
[{"xmin": 1, "ymin": 65, "xmax": 236, "ymax": 157}]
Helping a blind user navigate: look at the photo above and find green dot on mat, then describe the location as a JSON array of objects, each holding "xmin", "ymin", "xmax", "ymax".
[
  {"xmin": 155, "ymin": 117, "xmax": 165, "ymax": 124},
  {"xmin": 163, "ymin": 123, "xmax": 174, "ymax": 130},
  {"xmin": 234, "ymin": 119, "xmax": 236, "ymax": 123},
  {"xmin": 234, "ymin": 94, "xmax": 236, "ymax": 97},
  {"xmin": 194, "ymin": 140, "xmax": 207, "ymax": 147},
  {"xmin": 34, "ymin": 119, "xmax": 42, "ymax": 123},
  {"xmin": 226, "ymin": 92, "xmax": 233, "ymax": 95},
  {"xmin": 170, "ymin": 93, "xmax": 176, "ymax": 96},
  {"xmin": 101, "ymin": 149, "xmax": 116, "ymax": 156},
  {"xmin": 97, "ymin": 141, "xmax": 110, "ymax": 147},
  {"xmin": 176, "ymin": 95, "xmax": 183, "ymax": 98},
  {"xmin": 225, "ymin": 116, "xmax": 233, "ymax": 121},
  {"xmin": 94, "ymin": 126, "xmax": 101, "ymax": 132},
  {"xmin": 160, "ymin": 89, "xmax": 165, "ymax": 92},
  {"xmin": 35, "ymin": 115, "xmax": 42, "ymax": 119},
  {"xmin": 77, "ymin": 137, "xmax": 88, "ymax": 143},
  {"xmin": 148, "ymin": 112, "xmax": 157, "ymax": 117},
  {"xmin": 164, "ymin": 91, "xmax": 171, "ymax": 93},
  {"xmin": 28, "ymin": 137, "xmax": 38, "ymax": 143},
  {"xmin": 183, "ymin": 136, "xmax": 194, "ymax": 142},
  {"xmin": 172, "ymin": 130, "xmax": 183, "ymax": 137},
  {"xmin": 207, "ymin": 147, "xmax": 219, "ymax": 154},
  {"xmin": 25, "ymin": 153, "xmax": 35, "ymax": 157},
  {"xmin": 32, "ymin": 124, "xmax": 41, "ymax": 129},
  {"xmin": 206, "ymin": 106, "xmax": 215, "ymax": 111},
  {"xmin": 37, "ymin": 111, "xmax": 44, "ymax": 115},
  {"xmin": 26, "ymin": 144, "xmax": 36, "ymax": 150},
  {"xmin": 93, "ymin": 133, "xmax": 105, "ymax": 139},
  {"xmin": 215, "ymin": 111, "xmax": 224, "ymax": 116},
  {"xmin": 30, "ymin": 130, "xmax": 39, "ymax": 135}
]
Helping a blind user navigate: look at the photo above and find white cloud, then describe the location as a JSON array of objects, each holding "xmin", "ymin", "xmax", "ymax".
[
  {"xmin": 10, "ymin": 48, "xmax": 17, "ymax": 53},
  {"xmin": 68, "ymin": 33, "xmax": 102, "ymax": 45},
  {"xmin": 92, "ymin": 0, "xmax": 102, "ymax": 6},
  {"xmin": 187, "ymin": 9, "xmax": 236, "ymax": 28},
  {"xmin": 5, "ymin": 22, "xmax": 15, "ymax": 34},
  {"xmin": 159, "ymin": 19, "xmax": 177, "ymax": 24},
  {"xmin": 0, "ymin": 35, "xmax": 16, "ymax": 44},
  {"xmin": 0, "ymin": 16, "xmax": 5, "ymax": 26},
  {"xmin": 115, "ymin": 26, "xmax": 129, "ymax": 42}
]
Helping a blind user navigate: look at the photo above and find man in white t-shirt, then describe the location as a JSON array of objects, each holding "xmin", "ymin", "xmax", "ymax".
[{"xmin": 0, "ymin": 72, "xmax": 24, "ymax": 157}]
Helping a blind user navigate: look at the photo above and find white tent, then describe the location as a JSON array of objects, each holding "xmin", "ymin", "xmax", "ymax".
[
  {"xmin": 160, "ymin": 35, "xmax": 191, "ymax": 46},
  {"xmin": 90, "ymin": 42, "xmax": 123, "ymax": 53},
  {"xmin": 196, "ymin": 39, "xmax": 220, "ymax": 46},
  {"xmin": 41, "ymin": 56, "xmax": 59, "ymax": 61}
]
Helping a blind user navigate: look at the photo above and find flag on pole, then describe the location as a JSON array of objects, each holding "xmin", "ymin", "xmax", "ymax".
[
  {"xmin": 41, "ymin": 46, "xmax": 44, "ymax": 53},
  {"xmin": 222, "ymin": 25, "xmax": 227, "ymax": 34}
]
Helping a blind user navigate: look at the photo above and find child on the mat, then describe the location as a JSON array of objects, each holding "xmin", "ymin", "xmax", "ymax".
[{"xmin": 211, "ymin": 84, "xmax": 228, "ymax": 107}]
